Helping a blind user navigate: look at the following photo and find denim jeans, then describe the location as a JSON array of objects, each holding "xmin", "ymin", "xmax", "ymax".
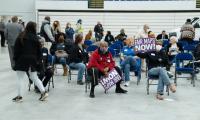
[
  {"xmin": 120, "ymin": 56, "xmax": 138, "ymax": 81},
  {"xmin": 148, "ymin": 67, "xmax": 171, "ymax": 94},
  {"xmin": 69, "ymin": 62, "xmax": 86, "ymax": 81},
  {"xmin": 52, "ymin": 55, "xmax": 66, "ymax": 65}
]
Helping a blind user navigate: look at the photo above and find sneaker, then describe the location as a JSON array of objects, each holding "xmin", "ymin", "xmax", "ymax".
[
  {"xmin": 89, "ymin": 92, "xmax": 95, "ymax": 98},
  {"xmin": 156, "ymin": 94, "xmax": 164, "ymax": 100},
  {"xmin": 124, "ymin": 81, "xmax": 129, "ymax": 87},
  {"xmin": 169, "ymin": 84, "xmax": 176, "ymax": 93},
  {"xmin": 77, "ymin": 81, "xmax": 84, "ymax": 85},
  {"xmin": 39, "ymin": 92, "xmax": 48, "ymax": 101},
  {"xmin": 115, "ymin": 88, "xmax": 128, "ymax": 93},
  {"xmin": 12, "ymin": 96, "xmax": 23, "ymax": 102}
]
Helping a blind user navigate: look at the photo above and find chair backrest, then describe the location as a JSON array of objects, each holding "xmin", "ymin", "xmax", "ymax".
[
  {"xmin": 113, "ymin": 40, "xmax": 124, "ymax": 48},
  {"xmin": 183, "ymin": 45, "xmax": 196, "ymax": 53},
  {"xmin": 162, "ymin": 39, "xmax": 169, "ymax": 47},
  {"xmin": 84, "ymin": 40, "xmax": 93, "ymax": 46},
  {"xmin": 175, "ymin": 53, "xmax": 194, "ymax": 60},
  {"xmin": 109, "ymin": 43, "xmax": 122, "ymax": 56},
  {"xmin": 108, "ymin": 47, "xmax": 116, "ymax": 57},
  {"xmin": 86, "ymin": 45, "xmax": 98, "ymax": 52}
]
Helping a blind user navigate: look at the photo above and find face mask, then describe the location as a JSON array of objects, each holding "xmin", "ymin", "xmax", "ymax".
[
  {"xmin": 100, "ymin": 48, "xmax": 108, "ymax": 54},
  {"xmin": 156, "ymin": 45, "xmax": 162, "ymax": 51}
]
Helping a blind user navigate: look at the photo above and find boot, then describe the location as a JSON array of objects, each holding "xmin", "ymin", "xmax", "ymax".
[
  {"xmin": 63, "ymin": 65, "xmax": 68, "ymax": 76},
  {"xmin": 115, "ymin": 81, "xmax": 128, "ymax": 93},
  {"xmin": 89, "ymin": 86, "xmax": 95, "ymax": 98}
]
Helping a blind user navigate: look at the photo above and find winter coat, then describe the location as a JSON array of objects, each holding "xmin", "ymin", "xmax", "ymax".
[
  {"xmin": 13, "ymin": 32, "xmax": 42, "ymax": 71},
  {"xmin": 180, "ymin": 23, "xmax": 195, "ymax": 40},
  {"xmin": 87, "ymin": 48, "xmax": 115, "ymax": 73}
]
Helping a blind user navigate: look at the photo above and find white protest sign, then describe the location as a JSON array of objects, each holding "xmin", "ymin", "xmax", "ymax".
[
  {"xmin": 99, "ymin": 68, "xmax": 121, "ymax": 91},
  {"xmin": 134, "ymin": 38, "xmax": 156, "ymax": 52}
]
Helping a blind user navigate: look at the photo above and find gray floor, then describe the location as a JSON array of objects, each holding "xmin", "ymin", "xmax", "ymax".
[{"xmin": 0, "ymin": 46, "xmax": 200, "ymax": 120}]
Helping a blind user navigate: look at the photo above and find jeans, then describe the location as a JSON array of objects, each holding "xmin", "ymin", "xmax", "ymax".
[
  {"xmin": 148, "ymin": 67, "xmax": 171, "ymax": 94},
  {"xmin": 69, "ymin": 62, "xmax": 86, "ymax": 81},
  {"xmin": 52, "ymin": 55, "xmax": 66, "ymax": 65},
  {"xmin": 120, "ymin": 56, "xmax": 138, "ymax": 81},
  {"xmin": 16, "ymin": 69, "xmax": 45, "ymax": 96}
]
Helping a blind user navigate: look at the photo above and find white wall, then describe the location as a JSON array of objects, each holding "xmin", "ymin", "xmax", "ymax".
[
  {"xmin": 0, "ymin": 0, "xmax": 35, "ymax": 23},
  {"xmin": 38, "ymin": 11, "xmax": 200, "ymax": 38},
  {"xmin": 36, "ymin": 1, "xmax": 197, "ymax": 10}
]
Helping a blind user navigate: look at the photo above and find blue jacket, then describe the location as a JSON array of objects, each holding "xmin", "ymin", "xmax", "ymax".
[
  {"xmin": 65, "ymin": 27, "xmax": 74, "ymax": 41},
  {"xmin": 121, "ymin": 46, "xmax": 135, "ymax": 57}
]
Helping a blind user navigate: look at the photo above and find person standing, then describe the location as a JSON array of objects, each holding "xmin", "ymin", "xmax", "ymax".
[
  {"xmin": 5, "ymin": 16, "xmax": 23, "ymax": 69},
  {"xmin": 40, "ymin": 16, "xmax": 55, "ymax": 43},
  {"xmin": 0, "ymin": 19, "xmax": 6, "ymax": 47},
  {"xmin": 75, "ymin": 19, "xmax": 83, "ymax": 34},
  {"xmin": 180, "ymin": 19, "xmax": 195, "ymax": 43},
  {"xmin": 65, "ymin": 22, "xmax": 75, "ymax": 42},
  {"xmin": 13, "ymin": 21, "xmax": 48, "ymax": 102},
  {"xmin": 94, "ymin": 21, "xmax": 104, "ymax": 41}
]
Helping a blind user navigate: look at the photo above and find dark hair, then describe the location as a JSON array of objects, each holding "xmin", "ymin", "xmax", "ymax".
[
  {"xmin": 75, "ymin": 34, "xmax": 83, "ymax": 44},
  {"xmin": 20, "ymin": 21, "xmax": 37, "ymax": 45},
  {"xmin": 44, "ymin": 16, "xmax": 50, "ymax": 22},
  {"xmin": 107, "ymin": 31, "xmax": 111, "ymax": 35},
  {"xmin": 186, "ymin": 19, "xmax": 191, "ymax": 23}
]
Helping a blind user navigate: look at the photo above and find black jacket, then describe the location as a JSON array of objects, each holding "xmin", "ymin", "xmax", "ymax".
[
  {"xmin": 105, "ymin": 34, "xmax": 115, "ymax": 45},
  {"xmin": 14, "ymin": 32, "xmax": 42, "ymax": 71},
  {"xmin": 137, "ymin": 50, "xmax": 169, "ymax": 70},
  {"xmin": 156, "ymin": 34, "xmax": 168, "ymax": 40},
  {"xmin": 69, "ymin": 44, "xmax": 89, "ymax": 64}
]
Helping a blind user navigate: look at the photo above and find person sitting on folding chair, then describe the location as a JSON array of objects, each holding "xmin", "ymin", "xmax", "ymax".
[
  {"xmin": 68, "ymin": 33, "xmax": 89, "ymax": 85},
  {"xmin": 33, "ymin": 37, "xmax": 54, "ymax": 93},
  {"xmin": 137, "ymin": 44, "xmax": 176, "ymax": 100},
  {"xmin": 87, "ymin": 41, "xmax": 127, "ymax": 98},
  {"xmin": 50, "ymin": 32, "xmax": 69, "ymax": 76},
  {"xmin": 120, "ymin": 37, "xmax": 141, "ymax": 87},
  {"xmin": 166, "ymin": 36, "xmax": 183, "ymax": 71}
]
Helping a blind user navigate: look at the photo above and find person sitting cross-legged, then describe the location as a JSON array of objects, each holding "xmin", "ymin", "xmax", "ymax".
[
  {"xmin": 137, "ymin": 44, "xmax": 176, "ymax": 100},
  {"xmin": 87, "ymin": 41, "xmax": 127, "ymax": 98}
]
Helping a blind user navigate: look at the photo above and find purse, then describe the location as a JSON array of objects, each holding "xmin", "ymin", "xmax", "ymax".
[{"xmin": 55, "ymin": 50, "xmax": 68, "ymax": 58}]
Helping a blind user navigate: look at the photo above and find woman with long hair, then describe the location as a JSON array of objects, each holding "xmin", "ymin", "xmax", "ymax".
[{"xmin": 13, "ymin": 21, "xmax": 48, "ymax": 102}]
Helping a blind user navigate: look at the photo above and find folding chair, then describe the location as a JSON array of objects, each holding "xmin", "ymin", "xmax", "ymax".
[
  {"xmin": 85, "ymin": 68, "xmax": 107, "ymax": 94},
  {"xmin": 147, "ymin": 74, "xmax": 169, "ymax": 95},
  {"xmin": 108, "ymin": 47, "xmax": 116, "ymax": 57},
  {"xmin": 183, "ymin": 45, "xmax": 196, "ymax": 53},
  {"xmin": 84, "ymin": 40, "xmax": 93, "ymax": 47},
  {"xmin": 174, "ymin": 53, "xmax": 195, "ymax": 87},
  {"xmin": 146, "ymin": 59, "xmax": 169, "ymax": 95},
  {"xmin": 109, "ymin": 43, "xmax": 121, "ymax": 57}
]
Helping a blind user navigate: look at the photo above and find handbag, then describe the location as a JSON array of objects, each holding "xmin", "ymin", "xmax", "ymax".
[{"xmin": 55, "ymin": 50, "xmax": 68, "ymax": 58}]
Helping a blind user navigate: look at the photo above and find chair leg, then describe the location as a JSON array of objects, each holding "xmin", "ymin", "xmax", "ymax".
[
  {"xmin": 52, "ymin": 76, "xmax": 54, "ymax": 88},
  {"xmin": 192, "ymin": 72, "xmax": 195, "ymax": 87},
  {"xmin": 48, "ymin": 79, "xmax": 51, "ymax": 92},
  {"xmin": 147, "ymin": 78, "xmax": 149, "ymax": 95},
  {"xmin": 174, "ymin": 71, "xmax": 177, "ymax": 86},
  {"xmin": 137, "ymin": 71, "xmax": 141, "ymax": 85},
  {"xmin": 68, "ymin": 69, "xmax": 71, "ymax": 83},
  {"xmin": 166, "ymin": 85, "xmax": 169, "ymax": 96},
  {"xmin": 28, "ymin": 83, "xmax": 31, "ymax": 91}
]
